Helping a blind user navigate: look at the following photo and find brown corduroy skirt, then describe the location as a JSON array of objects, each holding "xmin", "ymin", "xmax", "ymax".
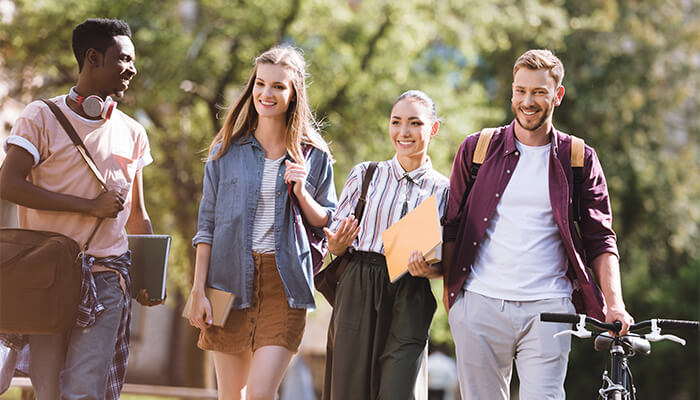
[{"xmin": 197, "ymin": 252, "xmax": 306, "ymax": 354}]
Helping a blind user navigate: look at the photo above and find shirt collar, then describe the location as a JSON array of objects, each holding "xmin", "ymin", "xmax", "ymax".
[
  {"xmin": 550, "ymin": 126, "xmax": 561, "ymax": 155},
  {"xmin": 240, "ymin": 133, "xmax": 295, "ymax": 161},
  {"xmin": 505, "ymin": 120, "xmax": 560, "ymax": 156},
  {"xmin": 390, "ymin": 155, "xmax": 432, "ymax": 184},
  {"xmin": 238, "ymin": 133, "xmax": 256, "ymax": 146},
  {"xmin": 503, "ymin": 121, "xmax": 518, "ymax": 156}
]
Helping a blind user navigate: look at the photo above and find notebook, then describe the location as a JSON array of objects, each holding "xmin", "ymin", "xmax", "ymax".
[
  {"xmin": 128, "ymin": 234, "xmax": 171, "ymax": 301},
  {"xmin": 382, "ymin": 195, "xmax": 442, "ymax": 282},
  {"xmin": 182, "ymin": 287, "xmax": 236, "ymax": 327}
]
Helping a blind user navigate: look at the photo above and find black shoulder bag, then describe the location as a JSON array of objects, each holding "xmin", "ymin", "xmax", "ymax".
[{"xmin": 314, "ymin": 162, "xmax": 377, "ymax": 307}]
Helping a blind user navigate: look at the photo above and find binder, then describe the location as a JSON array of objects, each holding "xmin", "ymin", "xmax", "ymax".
[
  {"xmin": 128, "ymin": 234, "xmax": 171, "ymax": 301},
  {"xmin": 382, "ymin": 195, "xmax": 442, "ymax": 282},
  {"xmin": 182, "ymin": 287, "xmax": 236, "ymax": 327}
]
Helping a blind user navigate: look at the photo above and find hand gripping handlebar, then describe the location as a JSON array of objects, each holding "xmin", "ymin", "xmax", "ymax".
[{"xmin": 540, "ymin": 313, "xmax": 698, "ymax": 344}]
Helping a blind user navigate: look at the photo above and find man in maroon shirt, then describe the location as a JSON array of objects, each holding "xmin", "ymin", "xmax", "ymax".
[{"xmin": 438, "ymin": 50, "xmax": 633, "ymax": 399}]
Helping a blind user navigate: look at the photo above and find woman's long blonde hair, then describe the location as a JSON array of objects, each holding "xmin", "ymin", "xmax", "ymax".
[{"xmin": 207, "ymin": 45, "xmax": 331, "ymax": 163}]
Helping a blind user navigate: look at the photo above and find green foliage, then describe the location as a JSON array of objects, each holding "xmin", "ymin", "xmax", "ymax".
[{"xmin": 1, "ymin": 0, "xmax": 697, "ymax": 396}]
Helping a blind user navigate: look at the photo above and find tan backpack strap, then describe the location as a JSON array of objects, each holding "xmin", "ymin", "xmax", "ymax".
[
  {"xmin": 571, "ymin": 135, "xmax": 585, "ymax": 168},
  {"xmin": 454, "ymin": 128, "xmax": 497, "ymax": 219},
  {"xmin": 570, "ymin": 135, "xmax": 585, "ymax": 223},
  {"xmin": 473, "ymin": 128, "xmax": 495, "ymax": 164}
]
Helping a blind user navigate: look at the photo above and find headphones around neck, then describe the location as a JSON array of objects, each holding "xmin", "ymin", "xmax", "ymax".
[{"xmin": 68, "ymin": 86, "xmax": 116, "ymax": 119}]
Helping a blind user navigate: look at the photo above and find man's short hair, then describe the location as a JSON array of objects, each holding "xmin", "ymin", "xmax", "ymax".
[
  {"xmin": 513, "ymin": 49, "xmax": 565, "ymax": 87},
  {"xmin": 72, "ymin": 18, "xmax": 132, "ymax": 72}
]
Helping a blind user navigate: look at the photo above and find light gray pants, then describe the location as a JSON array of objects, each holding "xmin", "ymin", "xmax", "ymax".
[{"xmin": 448, "ymin": 291, "xmax": 575, "ymax": 400}]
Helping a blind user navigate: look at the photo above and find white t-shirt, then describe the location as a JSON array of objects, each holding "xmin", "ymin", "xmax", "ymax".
[
  {"xmin": 252, "ymin": 156, "xmax": 285, "ymax": 254},
  {"xmin": 465, "ymin": 139, "xmax": 572, "ymax": 300}
]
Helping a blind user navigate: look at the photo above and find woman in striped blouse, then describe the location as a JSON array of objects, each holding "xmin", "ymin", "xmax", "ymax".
[
  {"xmin": 186, "ymin": 46, "xmax": 336, "ymax": 400},
  {"xmin": 322, "ymin": 90, "xmax": 450, "ymax": 400}
]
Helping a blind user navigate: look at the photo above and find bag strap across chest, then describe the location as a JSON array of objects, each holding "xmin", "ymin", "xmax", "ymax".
[
  {"xmin": 353, "ymin": 162, "xmax": 378, "ymax": 223},
  {"xmin": 41, "ymin": 99, "xmax": 107, "ymax": 251}
]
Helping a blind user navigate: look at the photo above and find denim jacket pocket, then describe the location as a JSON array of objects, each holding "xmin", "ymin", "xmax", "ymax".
[{"xmin": 215, "ymin": 177, "xmax": 243, "ymax": 223}]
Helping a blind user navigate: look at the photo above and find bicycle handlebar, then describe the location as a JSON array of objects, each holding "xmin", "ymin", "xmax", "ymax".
[
  {"xmin": 540, "ymin": 313, "xmax": 699, "ymax": 333},
  {"xmin": 632, "ymin": 319, "xmax": 700, "ymax": 331},
  {"xmin": 540, "ymin": 313, "xmax": 621, "ymax": 332},
  {"xmin": 540, "ymin": 313, "xmax": 581, "ymax": 324}
]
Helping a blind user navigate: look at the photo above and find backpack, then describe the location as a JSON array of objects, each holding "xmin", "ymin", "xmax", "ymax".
[
  {"xmin": 456, "ymin": 127, "xmax": 585, "ymax": 223},
  {"xmin": 454, "ymin": 128, "xmax": 600, "ymax": 317}
]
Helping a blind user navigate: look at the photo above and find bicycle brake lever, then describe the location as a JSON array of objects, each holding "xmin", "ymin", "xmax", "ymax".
[
  {"xmin": 554, "ymin": 314, "xmax": 592, "ymax": 339},
  {"xmin": 653, "ymin": 334, "xmax": 686, "ymax": 346},
  {"xmin": 645, "ymin": 319, "xmax": 686, "ymax": 346}
]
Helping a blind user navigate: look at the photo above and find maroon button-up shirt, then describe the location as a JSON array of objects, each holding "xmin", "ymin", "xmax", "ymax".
[{"xmin": 443, "ymin": 121, "xmax": 618, "ymax": 320}]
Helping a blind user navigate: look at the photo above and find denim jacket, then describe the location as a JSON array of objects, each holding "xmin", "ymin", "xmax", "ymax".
[{"xmin": 193, "ymin": 135, "xmax": 336, "ymax": 309}]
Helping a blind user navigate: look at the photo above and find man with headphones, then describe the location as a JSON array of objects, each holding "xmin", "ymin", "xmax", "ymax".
[{"xmin": 0, "ymin": 18, "xmax": 157, "ymax": 399}]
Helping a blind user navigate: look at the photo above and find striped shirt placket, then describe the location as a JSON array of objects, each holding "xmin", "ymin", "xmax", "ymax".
[{"xmin": 399, "ymin": 174, "xmax": 416, "ymax": 218}]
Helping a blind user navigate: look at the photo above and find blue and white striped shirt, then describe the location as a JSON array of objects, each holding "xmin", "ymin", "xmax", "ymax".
[
  {"xmin": 331, "ymin": 156, "xmax": 449, "ymax": 254},
  {"xmin": 252, "ymin": 156, "xmax": 285, "ymax": 253}
]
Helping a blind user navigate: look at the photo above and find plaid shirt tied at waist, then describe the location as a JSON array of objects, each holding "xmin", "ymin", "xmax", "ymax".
[{"xmin": 0, "ymin": 251, "xmax": 132, "ymax": 400}]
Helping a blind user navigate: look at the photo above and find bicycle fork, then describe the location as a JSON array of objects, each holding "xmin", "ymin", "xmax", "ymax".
[{"xmin": 599, "ymin": 344, "xmax": 635, "ymax": 400}]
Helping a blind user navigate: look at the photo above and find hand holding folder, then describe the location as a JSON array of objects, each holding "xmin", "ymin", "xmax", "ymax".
[{"xmin": 382, "ymin": 195, "xmax": 442, "ymax": 282}]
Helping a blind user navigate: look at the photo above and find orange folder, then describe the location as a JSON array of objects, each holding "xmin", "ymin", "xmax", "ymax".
[{"xmin": 382, "ymin": 195, "xmax": 442, "ymax": 282}]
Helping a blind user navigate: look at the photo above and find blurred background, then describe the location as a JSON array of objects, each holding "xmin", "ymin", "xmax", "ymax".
[{"xmin": 0, "ymin": 0, "xmax": 698, "ymax": 399}]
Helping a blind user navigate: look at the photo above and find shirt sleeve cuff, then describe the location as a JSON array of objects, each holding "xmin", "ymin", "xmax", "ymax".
[
  {"xmin": 325, "ymin": 208, "xmax": 334, "ymax": 228},
  {"xmin": 3, "ymin": 136, "xmax": 40, "ymax": 166},
  {"xmin": 137, "ymin": 151, "xmax": 154, "ymax": 170},
  {"xmin": 192, "ymin": 232, "xmax": 213, "ymax": 248},
  {"xmin": 587, "ymin": 246, "xmax": 620, "ymax": 264}
]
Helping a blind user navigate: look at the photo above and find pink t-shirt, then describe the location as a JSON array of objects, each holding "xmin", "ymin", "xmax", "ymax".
[{"xmin": 3, "ymin": 95, "xmax": 152, "ymax": 257}]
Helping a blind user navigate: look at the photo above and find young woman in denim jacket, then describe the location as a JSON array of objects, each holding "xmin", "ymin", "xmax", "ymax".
[{"xmin": 186, "ymin": 46, "xmax": 336, "ymax": 400}]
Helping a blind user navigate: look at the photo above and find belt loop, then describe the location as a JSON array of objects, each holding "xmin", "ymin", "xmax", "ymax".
[{"xmin": 500, "ymin": 299, "xmax": 505, "ymax": 312}]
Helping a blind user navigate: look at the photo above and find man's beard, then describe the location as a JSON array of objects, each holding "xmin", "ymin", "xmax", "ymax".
[{"xmin": 512, "ymin": 100, "xmax": 554, "ymax": 132}]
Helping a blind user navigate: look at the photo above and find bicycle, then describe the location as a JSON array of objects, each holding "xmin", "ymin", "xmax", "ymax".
[{"xmin": 540, "ymin": 312, "xmax": 699, "ymax": 400}]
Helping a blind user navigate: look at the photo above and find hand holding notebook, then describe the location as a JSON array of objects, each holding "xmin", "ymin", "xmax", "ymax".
[
  {"xmin": 128, "ymin": 234, "xmax": 171, "ymax": 302},
  {"xmin": 182, "ymin": 287, "xmax": 236, "ymax": 328}
]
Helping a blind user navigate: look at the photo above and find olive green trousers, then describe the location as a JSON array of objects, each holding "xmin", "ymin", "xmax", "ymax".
[{"xmin": 322, "ymin": 251, "xmax": 436, "ymax": 400}]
